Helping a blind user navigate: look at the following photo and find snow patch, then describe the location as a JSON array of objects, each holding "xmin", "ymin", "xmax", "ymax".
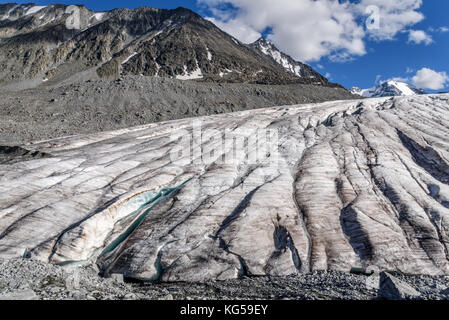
[
  {"xmin": 25, "ymin": 6, "xmax": 47, "ymax": 16},
  {"xmin": 176, "ymin": 64, "xmax": 203, "ymax": 80},
  {"xmin": 153, "ymin": 30, "xmax": 163, "ymax": 37},
  {"xmin": 122, "ymin": 52, "xmax": 138, "ymax": 65},
  {"xmin": 206, "ymin": 46, "xmax": 213, "ymax": 61},
  {"xmin": 231, "ymin": 37, "xmax": 240, "ymax": 45},
  {"xmin": 91, "ymin": 12, "xmax": 105, "ymax": 21},
  {"xmin": 155, "ymin": 62, "xmax": 161, "ymax": 77},
  {"xmin": 219, "ymin": 69, "xmax": 232, "ymax": 78},
  {"xmin": 392, "ymin": 81, "xmax": 416, "ymax": 96},
  {"xmin": 293, "ymin": 65, "xmax": 301, "ymax": 75}
]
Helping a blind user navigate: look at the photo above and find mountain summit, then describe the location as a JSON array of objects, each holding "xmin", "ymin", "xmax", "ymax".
[
  {"xmin": 351, "ymin": 81, "xmax": 427, "ymax": 97},
  {"xmin": 0, "ymin": 3, "xmax": 332, "ymax": 88}
]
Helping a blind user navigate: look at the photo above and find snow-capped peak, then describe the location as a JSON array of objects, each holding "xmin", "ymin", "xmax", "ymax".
[
  {"xmin": 250, "ymin": 37, "xmax": 328, "ymax": 83},
  {"xmin": 351, "ymin": 81, "xmax": 426, "ymax": 97}
]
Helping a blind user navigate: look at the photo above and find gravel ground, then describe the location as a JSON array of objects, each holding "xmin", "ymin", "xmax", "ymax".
[
  {"xmin": 0, "ymin": 76, "xmax": 357, "ymax": 145},
  {"xmin": 1, "ymin": 258, "xmax": 448, "ymax": 300}
]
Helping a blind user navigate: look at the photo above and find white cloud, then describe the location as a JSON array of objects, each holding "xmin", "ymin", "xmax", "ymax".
[
  {"xmin": 375, "ymin": 76, "xmax": 410, "ymax": 85},
  {"xmin": 388, "ymin": 77, "xmax": 410, "ymax": 83},
  {"xmin": 375, "ymin": 74, "xmax": 382, "ymax": 84},
  {"xmin": 358, "ymin": 0, "xmax": 424, "ymax": 40},
  {"xmin": 206, "ymin": 17, "xmax": 260, "ymax": 43},
  {"xmin": 408, "ymin": 30, "xmax": 433, "ymax": 45},
  {"xmin": 198, "ymin": 0, "xmax": 425, "ymax": 62},
  {"xmin": 412, "ymin": 68, "xmax": 449, "ymax": 90},
  {"xmin": 428, "ymin": 26, "xmax": 449, "ymax": 33}
]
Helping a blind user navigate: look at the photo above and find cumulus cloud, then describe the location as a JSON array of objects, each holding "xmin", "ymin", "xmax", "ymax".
[
  {"xmin": 412, "ymin": 68, "xmax": 449, "ymax": 90},
  {"xmin": 206, "ymin": 17, "xmax": 260, "ymax": 43},
  {"xmin": 408, "ymin": 30, "xmax": 433, "ymax": 45},
  {"xmin": 198, "ymin": 0, "xmax": 425, "ymax": 62},
  {"xmin": 359, "ymin": 0, "xmax": 424, "ymax": 40}
]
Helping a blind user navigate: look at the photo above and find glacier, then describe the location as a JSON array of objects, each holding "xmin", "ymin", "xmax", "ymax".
[{"xmin": 1, "ymin": 94, "xmax": 449, "ymax": 282}]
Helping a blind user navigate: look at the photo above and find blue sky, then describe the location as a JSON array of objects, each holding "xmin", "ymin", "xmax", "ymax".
[
  {"xmin": 7, "ymin": 0, "xmax": 449, "ymax": 92},
  {"xmin": 319, "ymin": 1, "xmax": 449, "ymax": 92}
]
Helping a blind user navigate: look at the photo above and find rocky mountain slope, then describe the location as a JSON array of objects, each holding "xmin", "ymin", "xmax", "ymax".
[
  {"xmin": 0, "ymin": 3, "xmax": 331, "ymax": 88},
  {"xmin": 351, "ymin": 81, "xmax": 426, "ymax": 97},
  {"xmin": 1, "ymin": 94, "xmax": 449, "ymax": 282},
  {"xmin": 250, "ymin": 37, "xmax": 327, "ymax": 82}
]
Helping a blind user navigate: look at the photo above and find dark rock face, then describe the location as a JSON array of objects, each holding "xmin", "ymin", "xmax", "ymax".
[
  {"xmin": 0, "ymin": 3, "xmax": 332, "ymax": 87},
  {"xmin": 379, "ymin": 272, "xmax": 421, "ymax": 300}
]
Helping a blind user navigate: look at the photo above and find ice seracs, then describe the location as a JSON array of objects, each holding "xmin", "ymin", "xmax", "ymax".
[{"xmin": 1, "ymin": 94, "xmax": 449, "ymax": 282}]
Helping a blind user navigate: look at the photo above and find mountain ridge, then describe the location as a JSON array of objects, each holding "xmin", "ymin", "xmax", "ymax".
[
  {"xmin": 250, "ymin": 37, "xmax": 328, "ymax": 82},
  {"xmin": 0, "ymin": 3, "xmax": 335, "ymax": 88}
]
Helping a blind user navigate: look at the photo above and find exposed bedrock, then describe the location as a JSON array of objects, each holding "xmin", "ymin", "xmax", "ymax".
[{"xmin": 1, "ymin": 94, "xmax": 449, "ymax": 281}]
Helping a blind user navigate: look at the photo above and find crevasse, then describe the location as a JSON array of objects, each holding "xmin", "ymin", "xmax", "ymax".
[{"xmin": 96, "ymin": 179, "xmax": 191, "ymax": 273}]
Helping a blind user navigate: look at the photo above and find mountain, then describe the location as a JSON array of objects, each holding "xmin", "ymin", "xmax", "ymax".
[
  {"xmin": 250, "ymin": 37, "xmax": 327, "ymax": 83},
  {"xmin": 0, "ymin": 3, "xmax": 331, "ymax": 88},
  {"xmin": 1, "ymin": 93, "xmax": 449, "ymax": 281},
  {"xmin": 351, "ymin": 81, "xmax": 427, "ymax": 97}
]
